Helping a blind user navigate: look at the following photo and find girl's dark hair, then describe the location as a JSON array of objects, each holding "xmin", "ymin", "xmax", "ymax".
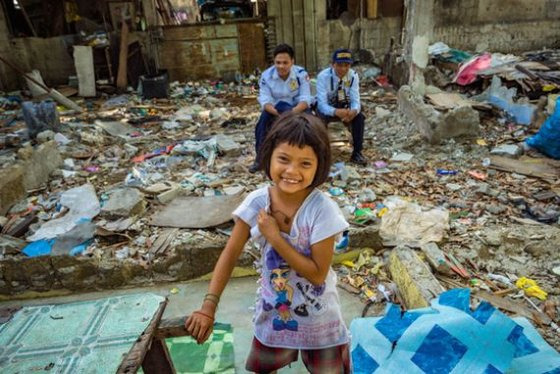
[
  {"xmin": 259, "ymin": 112, "xmax": 331, "ymax": 189},
  {"xmin": 273, "ymin": 44, "xmax": 295, "ymax": 59}
]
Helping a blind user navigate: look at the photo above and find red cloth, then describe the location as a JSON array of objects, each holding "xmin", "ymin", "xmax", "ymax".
[{"xmin": 453, "ymin": 53, "xmax": 492, "ymax": 86}]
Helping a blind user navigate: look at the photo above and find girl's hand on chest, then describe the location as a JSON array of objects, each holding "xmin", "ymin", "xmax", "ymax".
[{"xmin": 258, "ymin": 209, "xmax": 282, "ymax": 242}]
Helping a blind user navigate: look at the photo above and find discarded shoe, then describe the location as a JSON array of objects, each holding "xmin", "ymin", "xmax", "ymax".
[{"xmin": 248, "ymin": 162, "xmax": 260, "ymax": 174}]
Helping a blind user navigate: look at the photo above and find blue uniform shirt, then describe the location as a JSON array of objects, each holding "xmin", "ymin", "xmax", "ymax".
[
  {"xmin": 316, "ymin": 67, "xmax": 361, "ymax": 117},
  {"xmin": 258, "ymin": 65, "xmax": 312, "ymax": 109}
]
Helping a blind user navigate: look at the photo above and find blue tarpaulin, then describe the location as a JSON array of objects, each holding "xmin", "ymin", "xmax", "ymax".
[{"xmin": 351, "ymin": 289, "xmax": 560, "ymax": 374}]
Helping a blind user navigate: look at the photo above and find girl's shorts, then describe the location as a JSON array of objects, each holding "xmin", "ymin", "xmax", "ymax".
[{"xmin": 245, "ymin": 337, "xmax": 351, "ymax": 373}]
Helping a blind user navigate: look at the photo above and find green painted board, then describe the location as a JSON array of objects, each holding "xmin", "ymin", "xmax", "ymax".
[{"xmin": 0, "ymin": 293, "xmax": 165, "ymax": 373}]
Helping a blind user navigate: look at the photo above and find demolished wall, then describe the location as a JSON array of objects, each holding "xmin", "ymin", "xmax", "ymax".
[{"xmin": 434, "ymin": 0, "xmax": 560, "ymax": 53}]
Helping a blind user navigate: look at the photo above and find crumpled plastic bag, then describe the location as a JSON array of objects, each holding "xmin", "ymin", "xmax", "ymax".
[
  {"xmin": 27, "ymin": 184, "xmax": 100, "ymax": 241},
  {"xmin": 380, "ymin": 196, "xmax": 449, "ymax": 247}
]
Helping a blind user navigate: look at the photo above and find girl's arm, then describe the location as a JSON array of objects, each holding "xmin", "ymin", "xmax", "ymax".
[
  {"xmin": 258, "ymin": 210, "xmax": 335, "ymax": 286},
  {"xmin": 185, "ymin": 219, "xmax": 250, "ymax": 343}
]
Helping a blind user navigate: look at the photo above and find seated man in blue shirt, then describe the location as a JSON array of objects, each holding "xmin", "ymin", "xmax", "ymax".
[
  {"xmin": 250, "ymin": 44, "xmax": 312, "ymax": 173},
  {"xmin": 315, "ymin": 48, "xmax": 367, "ymax": 165}
]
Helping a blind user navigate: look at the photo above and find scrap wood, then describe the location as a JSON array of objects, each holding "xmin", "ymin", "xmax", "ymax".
[
  {"xmin": 489, "ymin": 155, "xmax": 560, "ymax": 181},
  {"xmin": 1, "ymin": 213, "xmax": 37, "ymax": 237},
  {"xmin": 337, "ymin": 280, "xmax": 361, "ymax": 295},
  {"xmin": 0, "ymin": 307, "xmax": 21, "ymax": 324},
  {"xmin": 117, "ymin": 298, "xmax": 168, "ymax": 374},
  {"xmin": 148, "ymin": 228, "xmax": 178, "ymax": 258},
  {"xmin": 426, "ymin": 92, "xmax": 474, "ymax": 109},
  {"xmin": 155, "ymin": 316, "xmax": 188, "ymax": 339},
  {"xmin": 473, "ymin": 290, "xmax": 551, "ymax": 325}
]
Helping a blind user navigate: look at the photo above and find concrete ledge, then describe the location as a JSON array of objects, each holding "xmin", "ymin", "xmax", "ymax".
[
  {"xmin": 0, "ymin": 237, "xmax": 233, "ymax": 296},
  {"xmin": 388, "ymin": 246, "xmax": 445, "ymax": 309},
  {"xmin": 0, "ymin": 225, "xmax": 383, "ymax": 296}
]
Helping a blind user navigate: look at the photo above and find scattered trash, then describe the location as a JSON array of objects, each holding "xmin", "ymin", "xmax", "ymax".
[
  {"xmin": 516, "ymin": 277, "xmax": 548, "ymax": 301},
  {"xmin": 380, "ymin": 197, "xmax": 449, "ymax": 246}
]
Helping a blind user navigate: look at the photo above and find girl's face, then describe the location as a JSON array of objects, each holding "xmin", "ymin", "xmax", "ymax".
[{"xmin": 270, "ymin": 142, "xmax": 318, "ymax": 195}]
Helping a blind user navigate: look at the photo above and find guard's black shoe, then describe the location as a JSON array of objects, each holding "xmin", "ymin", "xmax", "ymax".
[
  {"xmin": 350, "ymin": 152, "xmax": 367, "ymax": 166},
  {"xmin": 248, "ymin": 162, "xmax": 260, "ymax": 173}
]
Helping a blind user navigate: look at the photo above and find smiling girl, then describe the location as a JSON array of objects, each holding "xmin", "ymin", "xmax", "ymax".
[{"xmin": 185, "ymin": 113, "xmax": 351, "ymax": 373}]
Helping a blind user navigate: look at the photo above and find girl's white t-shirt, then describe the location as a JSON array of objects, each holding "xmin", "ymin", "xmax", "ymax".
[{"xmin": 233, "ymin": 186, "xmax": 350, "ymax": 349}]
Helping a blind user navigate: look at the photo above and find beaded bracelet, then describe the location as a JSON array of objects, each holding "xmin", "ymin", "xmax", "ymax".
[{"xmin": 204, "ymin": 293, "xmax": 220, "ymax": 305}]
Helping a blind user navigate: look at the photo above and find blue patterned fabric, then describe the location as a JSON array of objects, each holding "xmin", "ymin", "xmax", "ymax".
[{"xmin": 350, "ymin": 289, "xmax": 560, "ymax": 374}]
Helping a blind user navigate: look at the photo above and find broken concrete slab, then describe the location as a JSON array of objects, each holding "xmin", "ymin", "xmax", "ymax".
[
  {"xmin": 398, "ymin": 85, "xmax": 480, "ymax": 144},
  {"xmin": 215, "ymin": 134, "xmax": 242, "ymax": 156},
  {"xmin": 149, "ymin": 193, "xmax": 245, "ymax": 229},
  {"xmin": 348, "ymin": 225, "xmax": 384, "ymax": 250},
  {"xmin": 95, "ymin": 120, "xmax": 138, "ymax": 141},
  {"xmin": 491, "ymin": 144, "xmax": 523, "ymax": 158},
  {"xmin": 388, "ymin": 246, "xmax": 445, "ymax": 309},
  {"xmin": 0, "ymin": 141, "xmax": 62, "ymax": 215},
  {"xmin": 420, "ymin": 242, "xmax": 452, "ymax": 275},
  {"xmin": 157, "ymin": 186, "xmax": 182, "ymax": 204},
  {"xmin": 101, "ymin": 188, "xmax": 146, "ymax": 218}
]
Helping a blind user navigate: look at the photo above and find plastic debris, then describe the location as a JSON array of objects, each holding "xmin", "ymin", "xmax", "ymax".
[{"xmin": 516, "ymin": 277, "xmax": 548, "ymax": 300}]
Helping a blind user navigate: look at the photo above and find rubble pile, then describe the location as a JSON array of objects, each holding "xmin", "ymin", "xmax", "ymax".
[{"xmin": 0, "ymin": 46, "xmax": 558, "ymax": 350}]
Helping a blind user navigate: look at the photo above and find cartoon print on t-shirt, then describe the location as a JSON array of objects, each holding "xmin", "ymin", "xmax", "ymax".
[{"xmin": 266, "ymin": 248, "xmax": 298, "ymax": 331}]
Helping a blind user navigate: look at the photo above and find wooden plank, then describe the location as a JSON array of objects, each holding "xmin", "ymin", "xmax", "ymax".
[
  {"xmin": 155, "ymin": 316, "xmax": 190, "ymax": 339},
  {"xmin": 267, "ymin": 0, "xmax": 283, "ymax": 46},
  {"xmin": 117, "ymin": 299, "xmax": 168, "ymax": 373},
  {"xmin": 292, "ymin": 0, "xmax": 305, "ymax": 65},
  {"xmin": 473, "ymin": 291, "xmax": 551, "ymax": 325},
  {"xmin": 238, "ymin": 22, "xmax": 267, "ymax": 73},
  {"xmin": 489, "ymin": 155, "xmax": 560, "ymax": 181},
  {"xmin": 148, "ymin": 228, "xmax": 178, "ymax": 259},
  {"xmin": 159, "ymin": 38, "xmax": 239, "ymax": 80},
  {"xmin": 280, "ymin": 0, "xmax": 294, "ymax": 47},
  {"xmin": 116, "ymin": 21, "xmax": 130, "ymax": 90},
  {"xmin": 303, "ymin": 0, "xmax": 316, "ymax": 71},
  {"xmin": 367, "ymin": 0, "xmax": 378, "ymax": 18}
]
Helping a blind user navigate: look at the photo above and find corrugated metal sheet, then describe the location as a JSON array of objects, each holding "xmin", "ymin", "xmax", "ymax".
[{"xmin": 159, "ymin": 21, "xmax": 266, "ymax": 81}]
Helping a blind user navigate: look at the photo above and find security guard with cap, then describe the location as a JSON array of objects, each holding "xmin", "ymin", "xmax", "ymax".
[
  {"xmin": 316, "ymin": 48, "xmax": 367, "ymax": 165},
  {"xmin": 250, "ymin": 43, "xmax": 312, "ymax": 173}
]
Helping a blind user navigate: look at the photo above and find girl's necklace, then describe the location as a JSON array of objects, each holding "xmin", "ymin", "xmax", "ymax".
[{"xmin": 270, "ymin": 208, "xmax": 295, "ymax": 225}]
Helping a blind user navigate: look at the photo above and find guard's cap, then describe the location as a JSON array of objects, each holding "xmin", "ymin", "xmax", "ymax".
[{"xmin": 332, "ymin": 48, "xmax": 353, "ymax": 64}]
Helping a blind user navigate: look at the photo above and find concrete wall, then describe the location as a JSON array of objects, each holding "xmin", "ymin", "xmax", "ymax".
[
  {"xmin": 433, "ymin": 0, "xmax": 560, "ymax": 52},
  {"xmin": 316, "ymin": 17, "xmax": 402, "ymax": 70}
]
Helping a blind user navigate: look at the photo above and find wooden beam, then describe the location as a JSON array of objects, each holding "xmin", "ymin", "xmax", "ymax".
[
  {"xmin": 155, "ymin": 316, "xmax": 189, "ymax": 339},
  {"xmin": 473, "ymin": 291, "xmax": 551, "ymax": 325},
  {"xmin": 303, "ymin": 0, "xmax": 316, "ymax": 71},
  {"xmin": 292, "ymin": 0, "xmax": 305, "ymax": 65},
  {"xmin": 117, "ymin": 299, "xmax": 168, "ymax": 374},
  {"xmin": 280, "ymin": 0, "xmax": 294, "ymax": 47},
  {"xmin": 116, "ymin": 20, "xmax": 130, "ymax": 90}
]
